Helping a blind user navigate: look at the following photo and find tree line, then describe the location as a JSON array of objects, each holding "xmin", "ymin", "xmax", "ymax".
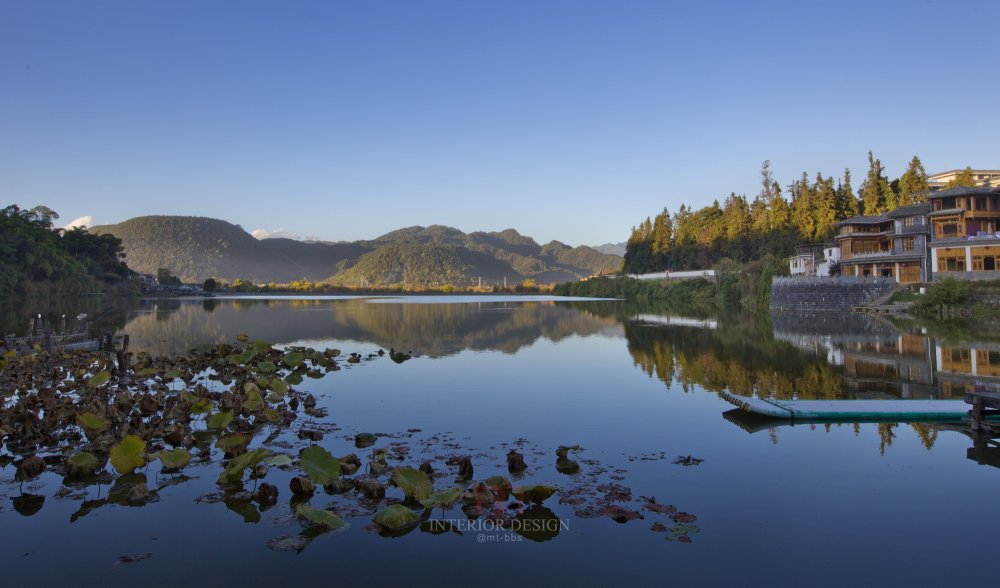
[
  {"xmin": 624, "ymin": 156, "xmax": 978, "ymax": 274},
  {"xmin": 0, "ymin": 205, "xmax": 131, "ymax": 298}
]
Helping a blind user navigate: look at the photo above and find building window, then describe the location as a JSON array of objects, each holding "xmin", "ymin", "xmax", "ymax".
[
  {"xmin": 939, "ymin": 223, "xmax": 959, "ymax": 237},
  {"xmin": 937, "ymin": 248, "xmax": 967, "ymax": 272},
  {"xmin": 902, "ymin": 237, "xmax": 914, "ymax": 252},
  {"xmin": 903, "ymin": 216, "xmax": 920, "ymax": 227}
]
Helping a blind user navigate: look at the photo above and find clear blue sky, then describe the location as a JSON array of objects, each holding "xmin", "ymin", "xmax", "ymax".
[{"xmin": 2, "ymin": 0, "xmax": 997, "ymax": 246}]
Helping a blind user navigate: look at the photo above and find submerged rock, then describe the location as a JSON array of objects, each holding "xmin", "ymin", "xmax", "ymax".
[
  {"xmin": 506, "ymin": 450, "xmax": 527, "ymax": 474},
  {"xmin": 289, "ymin": 476, "xmax": 315, "ymax": 496}
]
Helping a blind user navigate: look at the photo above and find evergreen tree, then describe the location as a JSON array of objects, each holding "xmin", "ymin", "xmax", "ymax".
[
  {"xmin": 722, "ymin": 193, "xmax": 751, "ymax": 241},
  {"xmin": 789, "ymin": 172, "xmax": 816, "ymax": 239},
  {"xmin": 651, "ymin": 208, "xmax": 673, "ymax": 254},
  {"xmin": 945, "ymin": 166, "xmax": 977, "ymax": 188},
  {"xmin": 833, "ymin": 170, "xmax": 855, "ymax": 220},
  {"xmin": 811, "ymin": 172, "xmax": 837, "ymax": 239},
  {"xmin": 898, "ymin": 155, "xmax": 929, "ymax": 205},
  {"xmin": 859, "ymin": 151, "xmax": 895, "ymax": 214}
]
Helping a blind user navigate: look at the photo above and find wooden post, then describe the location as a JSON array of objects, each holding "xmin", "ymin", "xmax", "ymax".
[{"xmin": 971, "ymin": 396, "xmax": 984, "ymax": 432}]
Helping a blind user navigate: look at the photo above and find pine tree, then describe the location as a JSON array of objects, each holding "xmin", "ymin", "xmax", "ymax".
[
  {"xmin": 859, "ymin": 151, "xmax": 894, "ymax": 214},
  {"xmin": 812, "ymin": 172, "xmax": 837, "ymax": 239},
  {"xmin": 898, "ymin": 155, "xmax": 929, "ymax": 205},
  {"xmin": 834, "ymin": 168, "xmax": 858, "ymax": 220},
  {"xmin": 946, "ymin": 166, "xmax": 977, "ymax": 188},
  {"xmin": 789, "ymin": 172, "xmax": 816, "ymax": 239},
  {"xmin": 651, "ymin": 208, "xmax": 673, "ymax": 254},
  {"xmin": 722, "ymin": 193, "xmax": 751, "ymax": 241}
]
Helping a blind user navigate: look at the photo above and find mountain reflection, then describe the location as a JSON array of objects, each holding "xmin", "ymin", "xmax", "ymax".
[{"xmin": 119, "ymin": 297, "xmax": 624, "ymax": 356}]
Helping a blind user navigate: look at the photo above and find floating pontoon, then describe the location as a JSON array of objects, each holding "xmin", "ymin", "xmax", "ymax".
[{"xmin": 719, "ymin": 389, "xmax": 978, "ymax": 421}]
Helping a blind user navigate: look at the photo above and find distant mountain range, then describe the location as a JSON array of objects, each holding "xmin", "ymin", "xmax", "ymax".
[
  {"xmin": 592, "ymin": 242, "xmax": 626, "ymax": 257},
  {"xmin": 92, "ymin": 216, "xmax": 622, "ymax": 286}
]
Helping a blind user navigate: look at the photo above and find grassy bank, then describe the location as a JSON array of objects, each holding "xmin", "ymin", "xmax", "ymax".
[
  {"xmin": 908, "ymin": 277, "xmax": 1000, "ymax": 323},
  {"xmin": 554, "ymin": 255, "xmax": 788, "ymax": 314}
]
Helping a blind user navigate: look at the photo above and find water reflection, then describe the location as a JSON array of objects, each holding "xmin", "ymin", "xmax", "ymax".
[{"xmin": 118, "ymin": 297, "xmax": 624, "ymax": 356}]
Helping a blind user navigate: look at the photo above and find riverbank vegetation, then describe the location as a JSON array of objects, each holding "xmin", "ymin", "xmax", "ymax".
[
  {"xmin": 910, "ymin": 278, "xmax": 1000, "ymax": 323},
  {"xmin": 555, "ymin": 255, "xmax": 788, "ymax": 313}
]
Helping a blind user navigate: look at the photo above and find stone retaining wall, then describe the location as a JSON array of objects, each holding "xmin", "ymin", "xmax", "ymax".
[{"xmin": 769, "ymin": 276, "xmax": 897, "ymax": 311}]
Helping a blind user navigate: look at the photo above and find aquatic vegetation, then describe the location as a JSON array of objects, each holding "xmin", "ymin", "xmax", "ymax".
[{"xmin": 0, "ymin": 335, "xmax": 700, "ymax": 552}]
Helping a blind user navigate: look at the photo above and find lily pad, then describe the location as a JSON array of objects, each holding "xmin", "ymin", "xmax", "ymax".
[
  {"xmin": 419, "ymin": 487, "xmax": 463, "ymax": 509},
  {"xmin": 373, "ymin": 504, "xmax": 421, "ymax": 530},
  {"xmin": 87, "ymin": 371, "xmax": 112, "ymax": 388},
  {"xmin": 190, "ymin": 397, "xmax": 213, "ymax": 414},
  {"xmin": 218, "ymin": 448, "xmax": 273, "ymax": 485},
  {"xmin": 242, "ymin": 386, "xmax": 263, "ymax": 412},
  {"xmin": 68, "ymin": 452, "xmax": 101, "ymax": 475},
  {"xmin": 110, "ymin": 435, "xmax": 147, "ymax": 474},
  {"xmin": 270, "ymin": 378, "xmax": 288, "ymax": 395},
  {"xmin": 261, "ymin": 454, "xmax": 293, "ymax": 468},
  {"xmin": 514, "ymin": 484, "xmax": 556, "ymax": 505},
  {"xmin": 282, "ymin": 352, "xmax": 305, "ymax": 367},
  {"xmin": 296, "ymin": 504, "xmax": 347, "ymax": 529},
  {"xmin": 300, "ymin": 445, "xmax": 340, "ymax": 485},
  {"xmin": 206, "ymin": 410, "xmax": 234, "ymax": 429},
  {"xmin": 77, "ymin": 412, "xmax": 109, "ymax": 434},
  {"xmin": 158, "ymin": 448, "xmax": 193, "ymax": 470},
  {"xmin": 390, "ymin": 467, "xmax": 433, "ymax": 501}
]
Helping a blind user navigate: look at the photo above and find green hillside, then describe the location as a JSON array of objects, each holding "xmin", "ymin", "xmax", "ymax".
[
  {"xmin": 93, "ymin": 216, "xmax": 622, "ymax": 286},
  {"xmin": 92, "ymin": 216, "xmax": 365, "ymax": 283}
]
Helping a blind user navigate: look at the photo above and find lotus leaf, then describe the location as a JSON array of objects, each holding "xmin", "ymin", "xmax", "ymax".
[
  {"xmin": 296, "ymin": 504, "xmax": 347, "ymax": 529},
  {"xmin": 419, "ymin": 487, "xmax": 463, "ymax": 509},
  {"xmin": 514, "ymin": 484, "xmax": 557, "ymax": 504},
  {"xmin": 300, "ymin": 445, "xmax": 340, "ymax": 485},
  {"xmin": 87, "ymin": 371, "xmax": 111, "ymax": 388},
  {"xmin": 206, "ymin": 410, "xmax": 234, "ymax": 429},
  {"xmin": 216, "ymin": 433, "xmax": 250, "ymax": 453},
  {"xmin": 68, "ymin": 452, "xmax": 101, "ymax": 474},
  {"xmin": 76, "ymin": 412, "xmax": 109, "ymax": 433},
  {"xmin": 252, "ymin": 340, "xmax": 272, "ymax": 353},
  {"xmin": 390, "ymin": 467, "xmax": 433, "ymax": 501},
  {"xmin": 242, "ymin": 387, "xmax": 263, "ymax": 412},
  {"xmin": 270, "ymin": 378, "xmax": 288, "ymax": 395},
  {"xmin": 110, "ymin": 435, "xmax": 147, "ymax": 474},
  {"xmin": 261, "ymin": 454, "xmax": 293, "ymax": 467},
  {"xmin": 257, "ymin": 361, "xmax": 277, "ymax": 373},
  {"xmin": 373, "ymin": 504, "xmax": 421, "ymax": 530},
  {"xmin": 134, "ymin": 368, "xmax": 158, "ymax": 378},
  {"xmin": 282, "ymin": 352, "xmax": 304, "ymax": 367},
  {"xmin": 236, "ymin": 334, "xmax": 249, "ymax": 342},
  {"xmin": 158, "ymin": 448, "xmax": 192, "ymax": 470},
  {"xmin": 190, "ymin": 397, "xmax": 213, "ymax": 414},
  {"xmin": 163, "ymin": 369, "xmax": 183, "ymax": 380},
  {"xmin": 218, "ymin": 448, "xmax": 273, "ymax": 484}
]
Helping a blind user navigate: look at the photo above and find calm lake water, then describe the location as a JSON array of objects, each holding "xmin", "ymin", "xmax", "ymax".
[{"xmin": 3, "ymin": 295, "xmax": 1000, "ymax": 586}]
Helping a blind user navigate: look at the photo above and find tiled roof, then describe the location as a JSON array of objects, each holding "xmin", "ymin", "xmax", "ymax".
[
  {"xmin": 836, "ymin": 215, "xmax": 890, "ymax": 226},
  {"xmin": 886, "ymin": 203, "xmax": 930, "ymax": 218},
  {"xmin": 927, "ymin": 186, "xmax": 998, "ymax": 198}
]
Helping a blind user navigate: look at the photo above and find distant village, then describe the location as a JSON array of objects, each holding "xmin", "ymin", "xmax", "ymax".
[{"xmin": 789, "ymin": 169, "xmax": 1000, "ymax": 283}]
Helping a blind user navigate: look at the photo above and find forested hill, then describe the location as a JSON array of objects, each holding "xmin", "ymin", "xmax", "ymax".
[
  {"xmin": 92, "ymin": 216, "xmax": 622, "ymax": 286},
  {"xmin": 1, "ymin": 205, "xmax": 130, "ymax": 297}
]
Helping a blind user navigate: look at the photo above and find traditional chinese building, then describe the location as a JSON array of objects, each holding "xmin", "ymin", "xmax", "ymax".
[
  {"xmin": 834, "ymin": 203, "xmax": 931, "ymax": 283},
  {"xmin": 927, "ymin": 186, "xmax": 1000, "ymax": 277}
]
